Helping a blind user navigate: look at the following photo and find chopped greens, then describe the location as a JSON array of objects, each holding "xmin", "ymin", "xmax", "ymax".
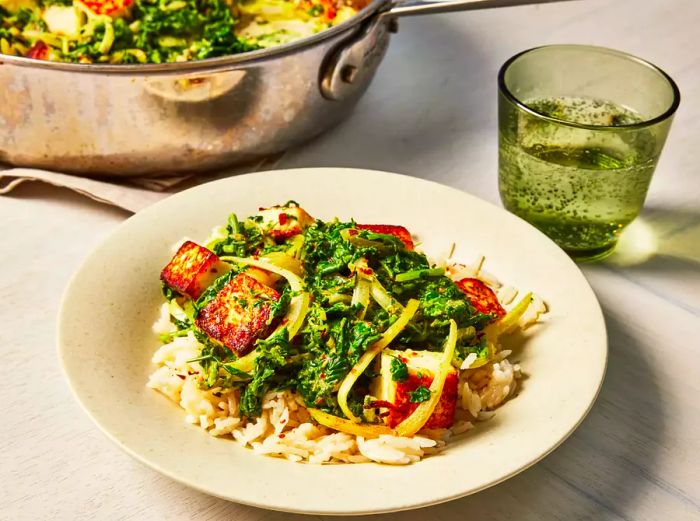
[
  {"xmin": 408, "ymin": 385, "xmax": 431, "ymax": 403},
  {"xmin": 389, "ymin": 356, "xmax": 408, "ymax": 382},
  {"xmin": 158, "ymin": 204, "xmax": 497, "ymax": 421},
  {"xmin": 394, "ymin": 267, "xmax": 445, "ymax": 283},
  {"xmin": 240, "ymin": 328, "xmax": 292, "ymax": 416},
  {"xmin": 0, "ymin": 0, "xmax": 356, "ymax": 63}
]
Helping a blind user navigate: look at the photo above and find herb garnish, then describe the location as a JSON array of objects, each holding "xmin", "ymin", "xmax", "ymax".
[
  {"xmin": 390, "ymin": 356, "xmax": 408, "ymax": 382},
  {"xmin": 408, "ymin": 385, "xmax": 431, "ymax": 403}
]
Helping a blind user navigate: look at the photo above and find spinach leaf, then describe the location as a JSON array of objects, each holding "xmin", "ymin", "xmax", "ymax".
[
  {"xmin": 193, "ymin": 268, "xmax": 239, "ymax": 312},
  {"xmin": 390, "ymin": 356, "xmax": 408, "ymax": 382},
  {"xmin": 267, "ymin": 289, "xmax": 291, "ymax": 325},
  {"xmin": 239, "ymin": 328, "xmax": 290, "ymax": 416},
  {"xmin": 408, "ymin": 385, "xmax": 431, "ymax": 403}
]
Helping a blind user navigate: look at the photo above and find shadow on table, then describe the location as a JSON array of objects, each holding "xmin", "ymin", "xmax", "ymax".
[
  {"xmin": 605, "ymin": 206, "xmax": 700, "ymax": 269},
  {"xmin": 158, "ymin": 305, "xmax": 666, "ymax": 521},
  {"xmin": 281, "ymin": 15, "xmax": 491, "ymax": 177},
  {"xmin": 600, "ymin": 205, "xmax": 700, "ymax": 314},
  {"xmin": 335, "ymin": 306, "xmax": 666, "ymax": 520}
]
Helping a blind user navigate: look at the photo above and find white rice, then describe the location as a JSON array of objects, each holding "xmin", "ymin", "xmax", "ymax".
[
  {"xmin": 147, "ymin": 330, "xmax": 524, "ymax": 465},
  {"xmin": 148, "ymin": 260, "xmax": 546, "ymax": 465},
  {"xmin": 497, "ymin": 286, "xmax": 518, "ymax": 305},
  {"xmin": 459, "ymin": 352, "xmax": 477, "ymax": 370},
  {"xmin": 152, "ymin": 303, "xmax": 176, "ymax": 336}
]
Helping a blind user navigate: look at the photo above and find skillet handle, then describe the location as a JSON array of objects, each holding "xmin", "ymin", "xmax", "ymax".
[
  {"xmin": 320, "ymin": 16, "xmax": 392, "ymax": 101},
  {"xmin": 381, "ymin": 0, "xmax": 578, "ymax": 18}
]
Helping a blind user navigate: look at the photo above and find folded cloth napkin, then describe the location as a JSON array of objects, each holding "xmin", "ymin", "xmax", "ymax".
[{"xmin": 0, "ymin": 154, "xmax": 284, "ymax": 213}]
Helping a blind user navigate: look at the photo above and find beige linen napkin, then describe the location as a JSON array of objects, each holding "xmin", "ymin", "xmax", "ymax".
[{"xmin": 0, "ymin": 154, "xmax": 284, "ymax": 213}]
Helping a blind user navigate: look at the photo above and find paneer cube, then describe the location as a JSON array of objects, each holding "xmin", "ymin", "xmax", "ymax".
[
  {"xmin": 455, "ymin": 278, "xmax": 506, "ymax": 319},
  {"xmin": 256, "ymin": 204, "xmax": 315, "ymax": 242},
  {"xmin": 372, "ymin": 349, "xmax": 458, "ymax": 429},
  {"xmin": 42, "ymin": 6, "xmax": 82, "ymax": 36},
  {"xmin": 160, "ymin": 241, "xmax": 227, "ymax": 300},
  {"xmin": 195, "ymin": 273, "xmax": 280, "ymax": 356},
  {"xmin": 80, "ymin": 0, "xmax": 133, "ymax": 16},
  {"xmin": 356, "ymin": 224, "xmax": 414, "ymax": 250}
]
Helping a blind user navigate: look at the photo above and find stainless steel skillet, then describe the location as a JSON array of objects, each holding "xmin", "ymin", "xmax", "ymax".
[{"xmin": 0, "ymin": 0, "xmax": 573, "ymax": 176}]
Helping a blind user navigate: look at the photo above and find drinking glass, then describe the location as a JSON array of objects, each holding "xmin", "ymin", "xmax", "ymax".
[{"xmin": 498, "ymin": 45, "xmax": 680, "ymax": 261}]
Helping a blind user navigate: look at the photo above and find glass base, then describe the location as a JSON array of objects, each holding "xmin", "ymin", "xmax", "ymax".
[{"xmin": 564, "ymin": 242, "xmax": 618, "ymax": 263}]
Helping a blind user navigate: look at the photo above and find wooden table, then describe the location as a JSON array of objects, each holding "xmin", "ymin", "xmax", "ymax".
[{"xmin": 2, "ymin": 0, "xmax": 699, "ymax": 519}]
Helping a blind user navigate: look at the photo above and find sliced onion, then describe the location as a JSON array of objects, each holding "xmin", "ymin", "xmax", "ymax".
[
  {"xmin": 370, "ymin": 279, "xmax": 404, "ymax": 315},
  {"xmin": 395, "ymin": 319, "xmax": 458, "ymax": 437},
  {"xmin": 308, "ymin": 408, "xmax": 395, "ymax": 438},
  {"xmin": 220, "ymin": 255, "xmax": 303, "ymax": 291},
  {"xmin": 285, "ymin": 234, "xmax": 305, "ymax": 259},
  {"xmin": 283, "ymin": 292, "xmax": 311, "ymax": 339},
  {"xmin": 484, "ymin": 292, "xmax": 533, "ymax": 341},
  {"xmin": 351, "ymin": 278, "xmax": 372, "ymax": 319},
  {"xmin": 229, "ymin": 350, "xmax": 256, "ymax": 374},
  {"xmin": 260, "ymin": 251, "xmax": 303, "ymax": 277},
  {"xmin": 338, "ymin": 299, "xmax": 420, "ymax": 422},
  {"xmin": 327, "ymin": 293, "xmax": 352, "ymax": 304}
]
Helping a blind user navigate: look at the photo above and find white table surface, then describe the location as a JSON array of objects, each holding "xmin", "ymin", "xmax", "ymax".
[{"xmin": 2, "ymin": 0, "xmax": 699, "ymax": 519}]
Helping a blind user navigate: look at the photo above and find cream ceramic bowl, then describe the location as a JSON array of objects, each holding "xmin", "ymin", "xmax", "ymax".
[{"xmin": 58, "ymin": 168, "xmax": 607, "ymax": 515}]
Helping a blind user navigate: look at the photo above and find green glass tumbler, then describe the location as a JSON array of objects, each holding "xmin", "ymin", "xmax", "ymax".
[{"xmin": 498, "ymin": 45, "xmax": 680, "ymax": 262}]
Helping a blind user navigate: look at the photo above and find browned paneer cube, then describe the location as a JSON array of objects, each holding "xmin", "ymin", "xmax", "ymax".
[
  {"xmin": 372, "ymin": 349, "xmax": 458, "ymax": 429},
  {"xmin": 195, "ymin": 273, "xmax": 281, "ymax": 356},
  {"xmin": 256, "ymin": 204, "xmax": 315, "ymax": 242},
  {"xmin": 160, "ymin": 241, "xmax": 227, "ymax": 300},
  {"xmin": 356, "ymin": 224, "xmax": 415, "ymax": 250},
  {"xmin": 82, "ymin": 0, "xmax": 134, "ymax": 16}
]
